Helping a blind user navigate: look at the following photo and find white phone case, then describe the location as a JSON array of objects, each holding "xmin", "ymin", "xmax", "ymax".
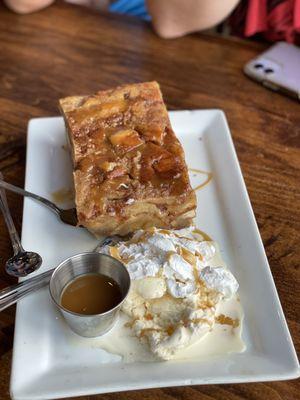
[{"xmin": 244, "ymin": 42, "xmax": 300, "ymax": 101}]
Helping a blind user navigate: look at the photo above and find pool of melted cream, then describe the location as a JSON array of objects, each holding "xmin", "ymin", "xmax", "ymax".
[{"xmin": 92, "ymin": 230, "xmax": 246, "ymax": 363}]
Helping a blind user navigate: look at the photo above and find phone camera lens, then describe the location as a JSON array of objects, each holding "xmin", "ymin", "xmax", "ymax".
[
  {"xmin": 264, "ymin": 68, "xmax": 274, "ymax": 74},
  {"xmin": 254, "ymin": 63, "xmax": 263, "ymax": 69}
]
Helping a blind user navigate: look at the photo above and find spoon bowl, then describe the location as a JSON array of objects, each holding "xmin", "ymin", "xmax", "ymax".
[
  {"xmin": 0, "ymin": 172, "xmax": 43, "ymax": 277},
  {"xmin": 6, "ymin": 251, "xmax": 43, "ymax": 277}
]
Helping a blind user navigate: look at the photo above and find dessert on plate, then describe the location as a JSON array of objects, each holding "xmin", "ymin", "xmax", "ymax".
[{"xmin": 59, "ymin": 81, "xmax": 196, "ymax": 237}]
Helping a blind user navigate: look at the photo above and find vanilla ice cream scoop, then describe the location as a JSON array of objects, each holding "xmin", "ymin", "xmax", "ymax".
[{"xmin": 105, "ymin": 227, "xmax": 241, "ymax": 360}]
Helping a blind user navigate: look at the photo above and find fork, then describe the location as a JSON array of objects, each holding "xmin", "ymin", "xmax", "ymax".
[{"xmin": 0, "ymin": 179, "xmax": 78, "ymax": 226}]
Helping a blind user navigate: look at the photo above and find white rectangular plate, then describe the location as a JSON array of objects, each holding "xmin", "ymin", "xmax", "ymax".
[{"xmin": 10, "ymin": 111, "xmax": 299, "ymax": 399}]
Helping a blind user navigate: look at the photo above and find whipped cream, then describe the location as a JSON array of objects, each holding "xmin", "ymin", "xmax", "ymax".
[
  {"xmin": 200, "ymin": 266, "xmax": 239, "ymax": 297},
  {"xmin": 103, "ymin": 227, "xmax": 241, "ymax": 360}
]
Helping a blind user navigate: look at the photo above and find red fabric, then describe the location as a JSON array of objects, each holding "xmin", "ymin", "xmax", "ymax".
[
  {"xmin": 230, "ymin": 0, "xmax": 300, "ymax": 44},
  {"xmin": 245, "ymin": 0, "xmax": 268, "ymax": 36}
]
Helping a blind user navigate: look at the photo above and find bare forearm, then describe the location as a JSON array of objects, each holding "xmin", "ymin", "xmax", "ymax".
[
  {"xmin": 147, "ymin": 0, "xmax": 240, "ymax": 39},
  {"xmin": 4, "ymin": 0, "xmax": 55, "ymax": 14}
]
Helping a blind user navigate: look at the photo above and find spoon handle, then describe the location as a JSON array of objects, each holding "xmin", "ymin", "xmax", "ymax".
[
  {"xmin": 0, "ymin": 179, "xmax": 61, "ymax": 215},
  {"xmin": 0, "ymin": 176, "xmax": 23, "ymax": 254},
  {"xmin": 0, "ymin": 268, "xmax": 54, "ymax": 312}
]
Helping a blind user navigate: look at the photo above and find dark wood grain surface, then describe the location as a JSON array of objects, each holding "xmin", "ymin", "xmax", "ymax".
[{"xmin": 0, "ymin": 2, "xmax": 299, "ymax": 399}]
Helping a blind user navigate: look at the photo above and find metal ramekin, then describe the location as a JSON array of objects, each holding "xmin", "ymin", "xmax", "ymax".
[{"xmin": 49, "ymin": 252, "xmax": 130, "ymax": 337}]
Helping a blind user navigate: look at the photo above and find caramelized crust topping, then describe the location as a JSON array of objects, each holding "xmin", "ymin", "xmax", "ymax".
[
  {"xmin": 59, "ymin": 82, "xmax": 196, "ymax": 236},
  {"xmin": 109, "ymin": 129, "xmax": 144, "ymax": 154}
]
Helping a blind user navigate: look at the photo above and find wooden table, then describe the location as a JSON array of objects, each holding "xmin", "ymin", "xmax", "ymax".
[{"xmin": 0, "ymin": 2, "xmax": 299, "ymax": 399}]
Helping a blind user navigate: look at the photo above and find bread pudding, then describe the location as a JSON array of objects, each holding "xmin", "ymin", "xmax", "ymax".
[{"xmin": 59, "ymin": 82, "xmax": 196, "ymax": 237}]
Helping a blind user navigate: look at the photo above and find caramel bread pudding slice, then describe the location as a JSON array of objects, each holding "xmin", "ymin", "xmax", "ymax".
[{"xmin": 59, "ymin": 81, "xmax": 196, "ymax": 237}]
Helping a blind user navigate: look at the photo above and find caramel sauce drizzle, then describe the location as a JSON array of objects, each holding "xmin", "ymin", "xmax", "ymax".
[
  {"xmin": 216, "ymin": 314, "xmax": 239, "ymax": 328},
  {"xmin": 189, "ymin": 168, "xmax": 213, "ymax": 191},
  {"xmin": 192, "ymin": 228, "xmax": 213, "ymax": 242},
  {"xmin": 109, "ymin": 247, "xmax": 121, "ymax": 261}
]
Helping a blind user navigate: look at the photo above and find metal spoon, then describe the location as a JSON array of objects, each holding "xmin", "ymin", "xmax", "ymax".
[
  {"xmin": 0, "ymin": 175, "xmax": 42, "ymax": 277},
  {"xmin": 0, "ymin": 235, "xmax": 124, "ymax": 311},
  {"xmin": 0, "ymin": 179, "xmax": 78, "ymax": 226}
]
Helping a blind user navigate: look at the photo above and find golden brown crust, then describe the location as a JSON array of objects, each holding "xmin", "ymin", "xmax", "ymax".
[{"xmin": 59, "ymin": 81, "xmax": 196, "ymax": 236}]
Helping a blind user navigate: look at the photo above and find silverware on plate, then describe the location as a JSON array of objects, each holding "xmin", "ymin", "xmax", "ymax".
[
  {"xmin": 0, "ymin": 178, "xmax": 78, "ymax": 226},
  {"xmin": 0, "ymin": 172, "xmax": 42, "ymax": 277},
  {"xmin": 0, "ymin": 235, "xmax": 124, "ymax": 312},
  {"xmin": 0, "ymin": 268, "xmax": 54, "ymax": 312}
]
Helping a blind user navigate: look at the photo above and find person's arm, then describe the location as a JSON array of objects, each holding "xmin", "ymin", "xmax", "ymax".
[
  {"xmin": 4, "ymin": 0, "xmax": 109, "ymax": 14},
  {"xmin": 147, "ymin": 0, "xmax": 240, "ymax": 39},
  {"xmin": 4, "ymin": 0, "xmax": 55, "ymax": 14}
]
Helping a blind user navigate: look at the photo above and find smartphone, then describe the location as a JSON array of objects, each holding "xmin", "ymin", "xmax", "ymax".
[{"xmin": 244, "ymin": 42, "xmax": 300, "ymax": 101}]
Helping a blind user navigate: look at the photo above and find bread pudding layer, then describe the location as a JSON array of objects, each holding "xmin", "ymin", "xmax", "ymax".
[
  {"xmin": 99, "ymin": 227, "xmax": 244, "ymax": 361},
  {"xmin": 59, "ymin": 82, "xmax": 196, "ymax": 236}
]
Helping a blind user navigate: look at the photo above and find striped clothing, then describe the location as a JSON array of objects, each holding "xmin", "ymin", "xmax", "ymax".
[{"xmin": 109, "ymin": 0, "xmax": 150, "ymax": 20}]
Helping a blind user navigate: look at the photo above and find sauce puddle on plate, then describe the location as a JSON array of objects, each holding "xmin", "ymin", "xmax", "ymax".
[
  {"xmin": 60, "ymin": 273, "xmax": 122, "ymax": 315},
  {"xmin": 51, "ymin": 188, "xmax": 74, "ymax": 204}
]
